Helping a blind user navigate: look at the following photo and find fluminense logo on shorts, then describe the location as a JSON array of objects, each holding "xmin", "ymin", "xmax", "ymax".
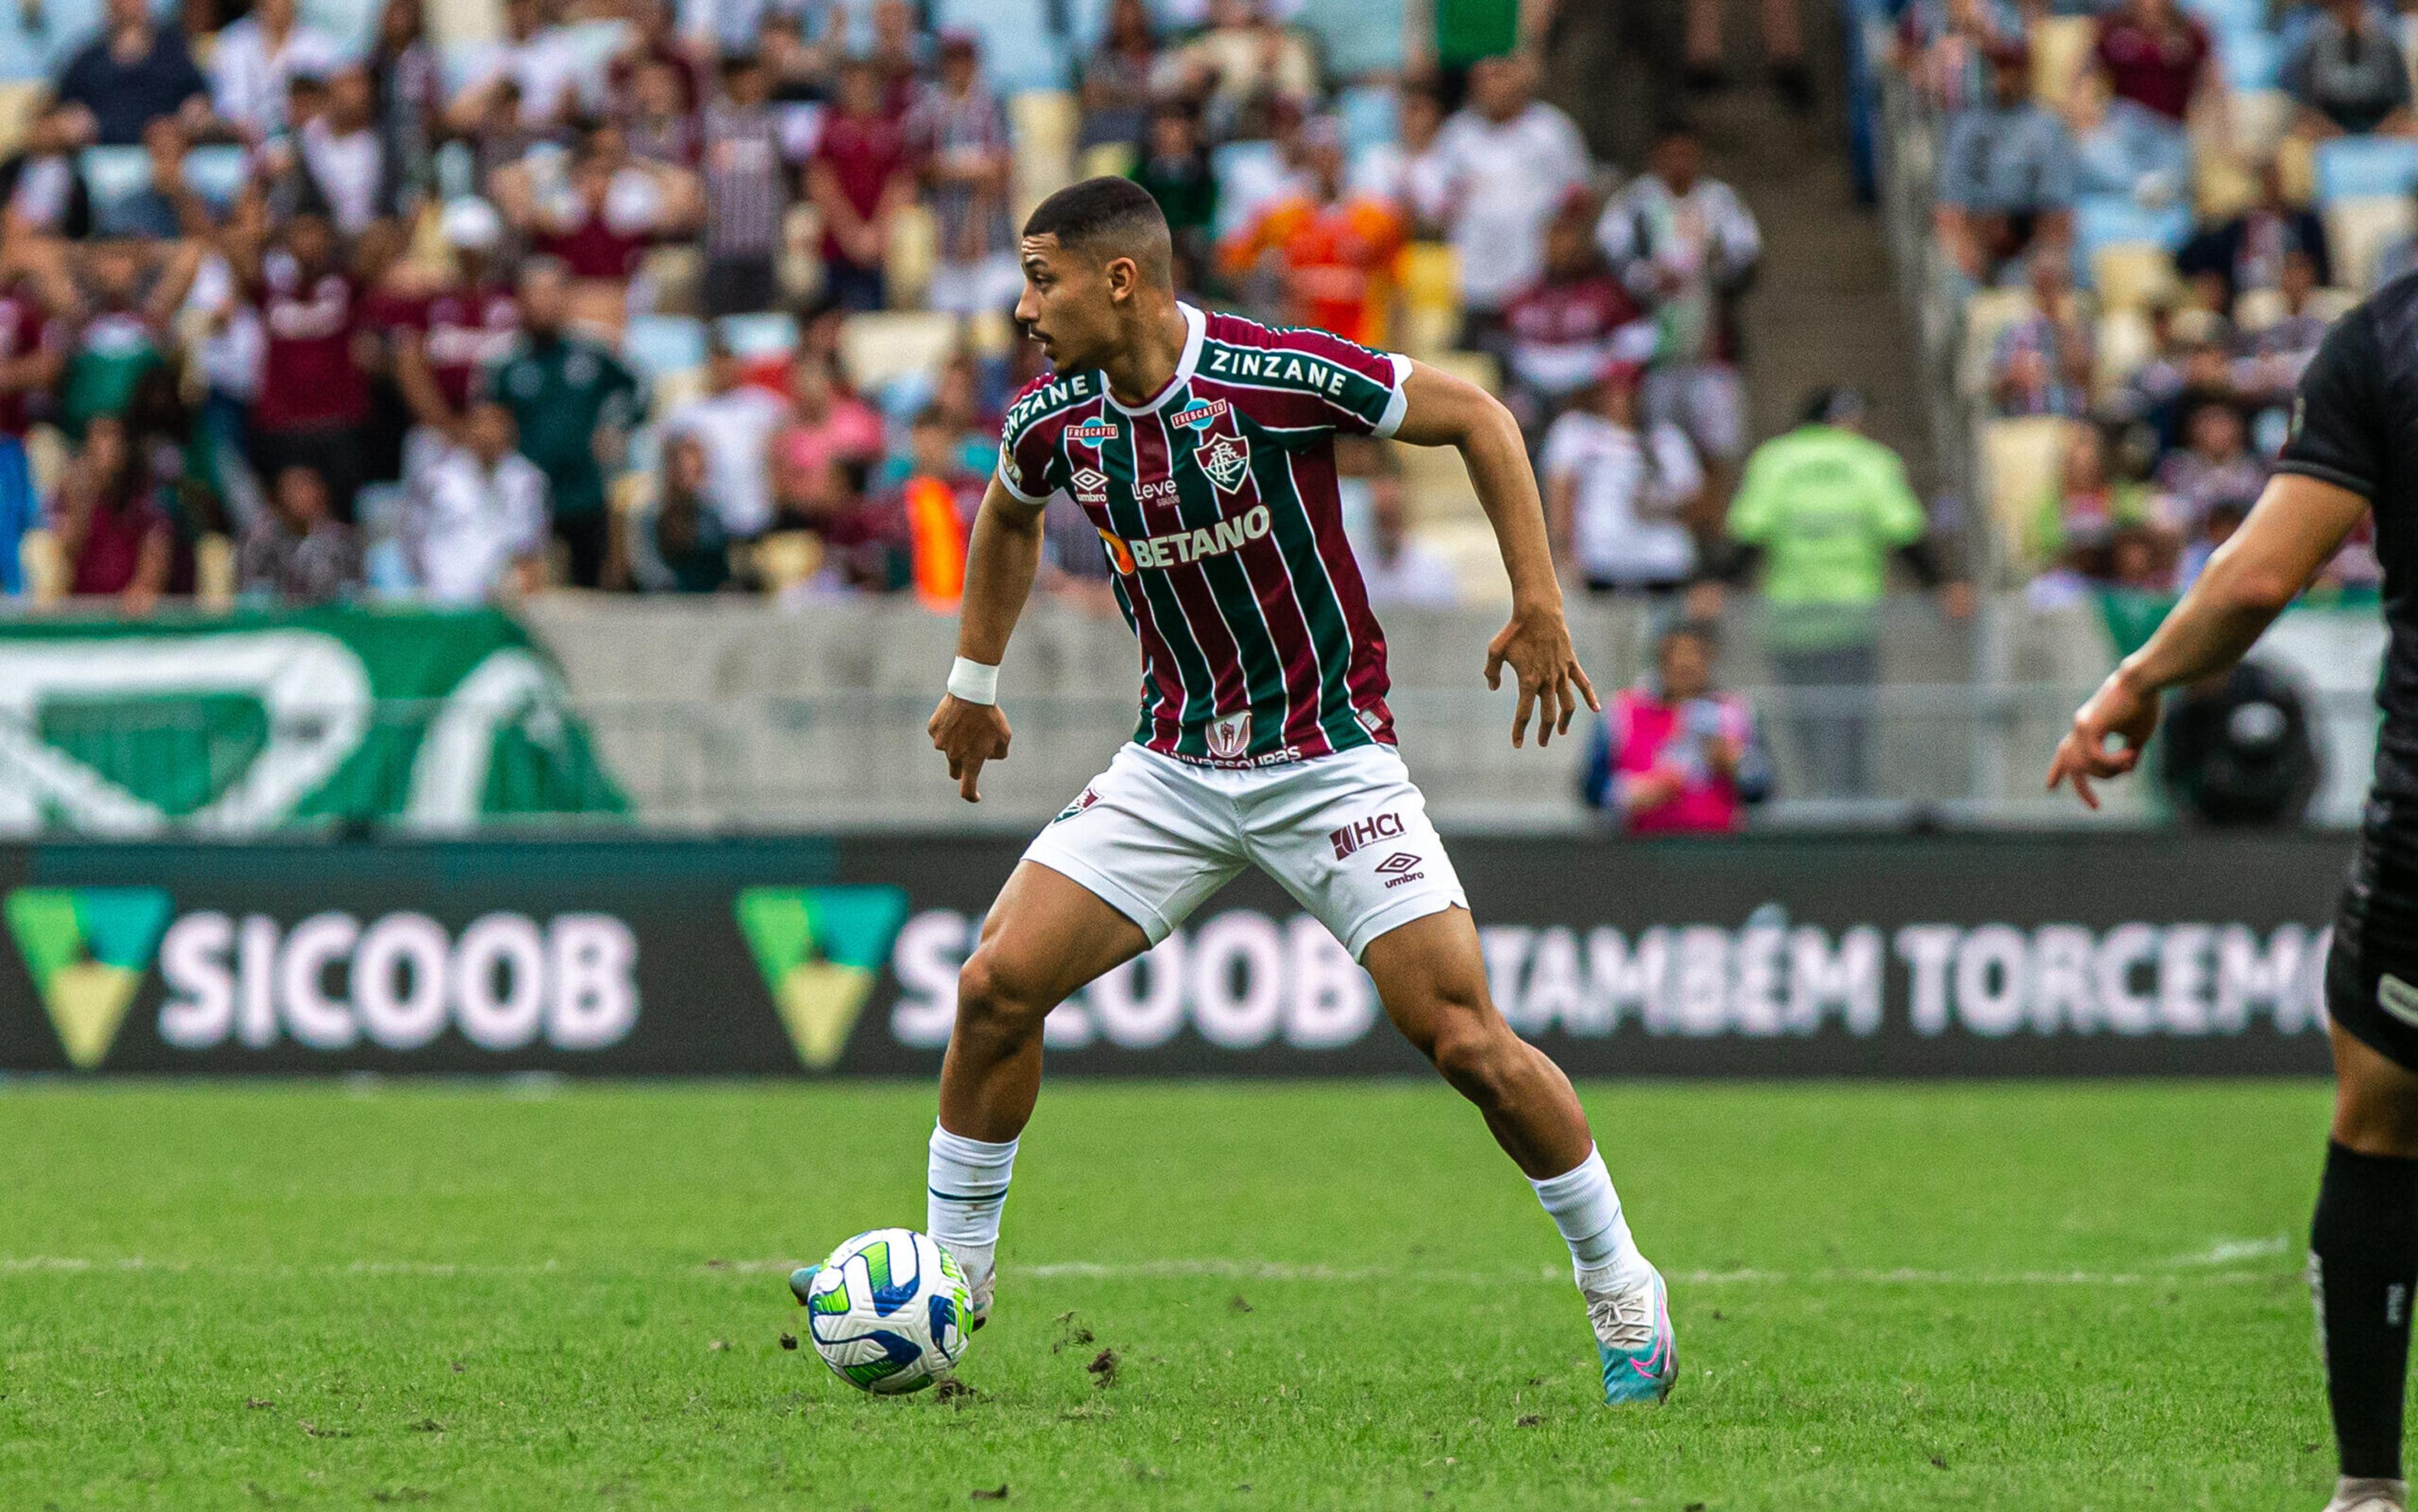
[
  {"xmin": 737, "ymin": 887, "xmax": 912, "ymax": 1071},
  {"xmin": 4, "ymin": 887, "xmax": 173, "ymax": 1069},
  {"xmin": 1330, "ymin": 811, "xmax": 1405, "ymax": 860}
]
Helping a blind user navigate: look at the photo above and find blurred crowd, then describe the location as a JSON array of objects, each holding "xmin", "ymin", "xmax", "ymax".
[
  {"xmin": 1899, "ymin": 0, "xmax": 2398, "ymax": 603},
  {"xmin": 0, "ymin": 0, "xmax": 1883, "ymax": 627}
]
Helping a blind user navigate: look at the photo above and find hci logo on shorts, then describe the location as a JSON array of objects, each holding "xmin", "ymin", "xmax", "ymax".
[
  {"xmin": 1330, "ymin": 810, "xmax": 1406, "ymax": 860},
  {"xmin": 1206, "ymin": 711, "xmax": 1252, "ymax": 761}
]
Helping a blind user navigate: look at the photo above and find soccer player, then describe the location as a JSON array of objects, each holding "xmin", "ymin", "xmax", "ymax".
[
  {"xmin": 792, "ymin": 178, "xmax": 1678, "ymax": 1404},
  {"xmin": 2047, "ymin": 289, "xmax": 2416, "ymax": 1511}
]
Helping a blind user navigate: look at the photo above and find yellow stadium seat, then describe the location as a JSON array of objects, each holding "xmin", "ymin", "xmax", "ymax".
[
  {"xmin": 25, "ymin": 423, "xmax": 66, "ymax": 500},
  {"xmin": 2091, "ymin": 243, "xmax": 2177, "ymax": 313},
  {"xmin": 1958, "ymin": 288, "xmax": 2039, "ymax": 398},
  {"xmin": 17, "ymin": 526, "xmax": 60, "ymax": 606},
  {"xmin": 2328, "ymin": 195, "xmax": 2416, "ymax": 293},
  {"xmin": 1079, "ymin": 143, "xmax": 1137, "ymax": 181},
  {"xmin": 839, "ymin": 309, "xmax": 963, "ymax": 392},
  {"xmin": 0, "ymin": 82, "xmax": 45, "ymax": 158},
  {"xmin": 2232, "ymin": 91, "xmax": 2296, "ymax": 161},
  {"xmin": 752, "ymin": 531, "xmax": 824, "ymax": 595},
  {"xmin": 2195, "ymin": 154, "xmax": 2259, "ymax": 221},
  {"xmin": 1981, "ymin": 415, "xmax": 2072, "ymax": 572},
  {"xmin": 427, "ymin": 0, "xmax": 500, "ymax": 47},
  {"xmin": 2094, "ymin": 307, "xmax": 2154, "ymax": 401},
  {"xmin": 2031, "ymin": 16, "xmax": 2095, "ymax": 105},
  {"xmin": 1010, "ymin": 91, "xmax": 1079, "ymax": 218},
  {"xmin": 1431, "ymin": 348, "xmax": 1499, "ymax": 395},
  {"xmin": 965, "ymin": 309, "xmax": 1016, "ymax": 358},
  {"xmin": 1399, "ymin": 242, "xmax": 1460, "ymax": 316},
  {"xmin": 2277, "ymin": 134, "xmax": 2318, "ymax": 205},
  {"xmin": 885, "ymin": 203, "xmax": 938, "ymax": 309},
  {"xmin": 1397, "ymin": 305, "xmax": 1458, "ymax": 363},
  {"xmin": 194, "ymin": 533, "xmax": 235, "ymax": 610}
]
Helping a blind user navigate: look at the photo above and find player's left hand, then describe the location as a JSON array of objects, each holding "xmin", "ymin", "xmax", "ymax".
[
  {"xmin": 1485, "ymin": 606, "xmax": 1600, "ymax": 750},
  {"xmin": 2045, "ymin": 665, "xmax": 2161, "ymax": 810}
]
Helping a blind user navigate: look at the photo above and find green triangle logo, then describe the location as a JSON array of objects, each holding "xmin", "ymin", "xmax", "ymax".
[
  {"xmin": 4, "ymin": 887, "xmax": 173, "ymax": 1070},
  {"xmin": 735, "ymin": 887, "xmax": 911, "ymax": 1071}
]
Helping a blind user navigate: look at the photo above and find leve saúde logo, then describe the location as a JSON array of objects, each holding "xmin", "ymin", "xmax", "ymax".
[
  {"xmin": 4, "ymin": 887, "xmax": 173, "ymax": 1069},
  {"xmin": 735, "ymin": 887, "xmax": 911, "ymax": 1070}
]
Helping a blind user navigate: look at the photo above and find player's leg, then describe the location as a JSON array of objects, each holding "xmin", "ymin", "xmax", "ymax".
[
  {"xmin": 2320, "ymin": 1028, "xmax": 2418, "ymax": 1512},
  {"xmin": 1359, "ymin": 909, "xmax": 1676, "ymax": 1406},
  {"xmin": 1244, "ymin": 746, "xmax": 1673, "ymax": 1403},
  {"xmin": 924, "ymin": 746, "xmax": 1246, "ymax": 1324}
]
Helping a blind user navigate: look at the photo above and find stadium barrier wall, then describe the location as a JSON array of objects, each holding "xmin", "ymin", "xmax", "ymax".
[{"xmin": 0, "ymin": 832, "xmax": 2344, "ymax": 1078}]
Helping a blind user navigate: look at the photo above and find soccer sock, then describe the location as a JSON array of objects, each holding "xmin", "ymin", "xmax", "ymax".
[
  {"xmin": 1529, "ymin": 1144, "xmax": 1647, "ymax": 1292},
  {"xmin": 928, "ymin": 1124, "xmax": 1018, "ymax": 1287},
  {"xmin": 2312, "ymin": 1141, "xmax": 2418, "ymax": 1480}
]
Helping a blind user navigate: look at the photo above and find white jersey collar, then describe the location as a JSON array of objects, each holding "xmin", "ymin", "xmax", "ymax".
[{"xmin": 1104, "ymin": 302, "xmax": 1206, "ymax": 417}]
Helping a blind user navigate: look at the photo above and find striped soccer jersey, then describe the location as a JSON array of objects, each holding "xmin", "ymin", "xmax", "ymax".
[{"xmin": 996, "ymin": 303, "xmax": 1414, "ymax": 768}]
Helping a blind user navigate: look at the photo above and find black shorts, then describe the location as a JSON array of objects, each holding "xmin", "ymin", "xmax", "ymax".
[{"xmin": 2327, "ymin": 816, "xmax": 2418, "ymax": 1069}]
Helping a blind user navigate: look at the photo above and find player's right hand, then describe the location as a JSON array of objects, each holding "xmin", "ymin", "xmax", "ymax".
[
  {"xmin": 929, "ymin": 694, "xmax": 1013, "ymax": 804},
  {"xmin": 2045, "ymin": 665, "xmax": 2160, "ymax": 811}
]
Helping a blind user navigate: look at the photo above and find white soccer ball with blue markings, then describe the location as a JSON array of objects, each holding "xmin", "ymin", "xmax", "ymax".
[{"xmin": 803, "ymin": 1228, "xmax": 972, "ymax": 1394}]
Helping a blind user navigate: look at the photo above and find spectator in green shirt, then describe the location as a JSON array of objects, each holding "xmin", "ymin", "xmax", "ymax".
[
  {"xmin": 1128, "ymin": 104, "xmax": 1219, "ymax": 284},
  {"xmin": 482, "ymin": 258, "xmax": 642, "ymax": 589},
  {"xmin": 1724, "ymin": 386, "xmax": 1972, "ymax": 798}
]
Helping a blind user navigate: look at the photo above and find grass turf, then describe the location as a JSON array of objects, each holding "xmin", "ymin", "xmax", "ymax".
[{"xmin": 0, "ymin": 1079, "xmax": 2345, "ymax": 1510}]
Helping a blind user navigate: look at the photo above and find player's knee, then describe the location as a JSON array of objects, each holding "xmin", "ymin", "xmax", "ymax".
[
  {"xmin": 955, "ymin": 949, "xmax": 1052, "ymax": 1040},
  {"xmin": 1426, "ymin": 1011, "xmax": 1523, "ymax": 1106}
]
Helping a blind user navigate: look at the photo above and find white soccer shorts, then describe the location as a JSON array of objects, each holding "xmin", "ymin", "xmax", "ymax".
[{"xmin": 1021, "ymin": 741, "xmax": 1470, "ymax": 961}]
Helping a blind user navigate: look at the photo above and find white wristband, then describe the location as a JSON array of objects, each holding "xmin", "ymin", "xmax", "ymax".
[{"xmin": 947, "ymin": 657, "xmax": 1000, "ymax": 706}]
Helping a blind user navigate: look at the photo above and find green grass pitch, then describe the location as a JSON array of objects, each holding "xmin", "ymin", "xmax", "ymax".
[{"xmin": 0, "ymin": 1079, "xmax": 2346, "ymax": 1510}]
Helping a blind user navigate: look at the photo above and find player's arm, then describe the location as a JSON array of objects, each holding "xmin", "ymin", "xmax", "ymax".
[
  {"xmin": 2045, "ymin": 472, "xmax": 2366, "ymax": 808},
  {"xmin": 927, "ymin": 474, "xmax": 1047, "ymax": 803},
  {"xmin": 1392, "ymin": 359, "xmax": 1599, "ymax": 747},
  {"xmin": 2050, "ymin": 304, "xmax": 2380, "ymax": 809}
]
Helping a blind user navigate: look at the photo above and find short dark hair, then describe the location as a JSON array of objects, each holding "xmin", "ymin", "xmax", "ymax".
[{"xmin": 1021, "ymin": 176, "xmax": 1172, "ymax": 287}]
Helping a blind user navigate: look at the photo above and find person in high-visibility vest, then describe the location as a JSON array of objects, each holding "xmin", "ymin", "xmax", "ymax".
[{"xmin": 900, "ymin": 406, "xmax": 974, "ymax": 610}]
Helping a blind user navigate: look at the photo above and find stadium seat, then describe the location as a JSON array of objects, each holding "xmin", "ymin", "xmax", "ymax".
[
  {"xmin": 1980, "ymin": 414, "xmax": 2071, "ymax": 568},
  {"xmin": 0, "ymin": 80, "xmax": 40, "ymax": 155},
  {"xmin": 2228, "ymin": 89, "xmax": 2295, "ymax": 159},
  {"xmin": 1398, "ymin": 242, "xmax": 1461, "ymax": 317},
  {"xmin": 1009, "ymin": 89, "xmax": 1078, "ymax": 216},
  {"xmin": 2316, "ymin": 136, "xmax": 2418, "ymax": 203},
  {"xmin": 1078, "ymin": 142, "xmax": 1136, "ymax": 181},
  {"xmin": 2092, "ymin": 243, "xmax": 2178, "ymax": 312},
  {"xmin": 194, "ymin": 533, "xmax": 234, "ymax": 608},
  {"xmin": 2029, "ymin": 16, "xmax": 2095, "ymax": 105},
  {"xmin": 2094, "ymin": 307, "xmax": 2155, "ymax": 400},
  {"xmin": 79, "ymin": 145, "xmax": 152, "ymax": 225},
  {"xmin": 18, "ymin": 526, "xmax": 60, "ymax": 604},
  {"xmin": 1956, "ymin": 287, "xmax": 2038, "ymax": 398},
  {"xmin": 623, "ymin": 314, "xmax": 708, "ymax": 386},
  {"xmin": 2184, "ymin": 0, "xmax": 2268, "ymax": 32},
  {"xmin": 1212, "ymin": 139, "xmax": 1287, "ymax": 241},
  {"xmin": 426, "ymin": 0, "xmax": 498, "ymax": 47},
  {"xmin": 2218, "ymin": 28, "xmax": 2285, "ymax": 92},
  {"xmin": 839, "ymin": 310, "xmax": 962, "ymax": 394},
  {"xmin": 1296, "ymin": 0, "xmax": 1407, "ymax": 76},
  {"xmin": 934, "ymin": 0, "xmax": 1068, "ymax": 93},
  {"xmin": 2194, "ymin": 152, "xmax": 2259, "ymax": 220},
  {"xmin": 181, "ymin": 145, "xmax": 251, "ymax": 211},
  {"xmin": 2325, "ymin": 195, "xmax": 2416, "ymax": 290},
  {"xmin": 885, "ymin": 203, "xmax": 938, "ymax": 309},
  {"xmin": 1337, "ymin": 84, "xmax": 1399, "ymax": 160},
  {"xmin": 716, "ymin": 310, "xmax": 799, "ymax": 363},
  {"xmin": 301, "ymin": 0, "xmax": 384, "ymax": 54},
  {"xmin": 2073, "ymin": 196, "xmax": 2189, "ymax": 288}
]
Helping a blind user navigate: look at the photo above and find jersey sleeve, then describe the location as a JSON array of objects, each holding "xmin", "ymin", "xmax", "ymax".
[
  {"xmin": 1215, "ymin": 324, "xmax": 1412, "ymax": 440},
  {"xmin": 995, "ymin": 402, "xmax": 1064, "ymax": 508},
  {"xmin": 2277, "ymin": 307, "xmax": 2384, "ymax": 499}
]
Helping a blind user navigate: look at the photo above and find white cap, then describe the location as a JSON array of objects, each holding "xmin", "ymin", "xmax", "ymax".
[{"xmin": 440, "ymin": 196, "xmax": 503, "ymax": 252}]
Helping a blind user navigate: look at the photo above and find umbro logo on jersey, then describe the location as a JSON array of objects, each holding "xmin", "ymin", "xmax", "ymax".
[
  {"xmin": 1331, "ymin": 811, "xmax": 1405, "ymax": 860},
  {"xmin": 1066, "ymin": 422, "xmax": 1118, "ymax": 441},
  {"xmin": 1170, "ymin": 399, "xmax": 1229, "ymax": 431},
  {"xmin": 1096, "ymin": 503, "xmax": 1272, "ymax": 573},
  {"xmin": 1196, "ymin": 435, "xmax": 1252, "ymax": 493},
  {"xmin": 1070, "ymin": 467, "xmax": 1109, "ymax": 502}
]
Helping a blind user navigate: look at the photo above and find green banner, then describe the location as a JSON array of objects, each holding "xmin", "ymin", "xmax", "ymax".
[{"xmin": 0, "ymin": 607, "xmax": 625, "ymax": 836}]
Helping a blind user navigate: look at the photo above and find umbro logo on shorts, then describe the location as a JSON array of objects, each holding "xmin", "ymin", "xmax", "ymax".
[
  {"xmin": 1375, "ymin": 852, "xmax": 1426, "ymax": 889},
  {"xmin": 1331, "ymin": 811, "xmax": 1406, "ymax": 860},
  {"xmin": 2380, "ymin": 973, "xmax": 2418, "ymax": 1029}
]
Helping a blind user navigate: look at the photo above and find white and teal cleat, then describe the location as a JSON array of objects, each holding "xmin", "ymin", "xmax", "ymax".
[{"xmin": 1587, "ymin": 1265, "xmax": 1677, "ymax": 1406}]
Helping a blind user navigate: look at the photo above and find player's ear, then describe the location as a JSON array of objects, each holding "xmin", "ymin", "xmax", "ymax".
[{"xmin": 1102, "ymin": 254, "xmax": 1138, "ymax": 305}]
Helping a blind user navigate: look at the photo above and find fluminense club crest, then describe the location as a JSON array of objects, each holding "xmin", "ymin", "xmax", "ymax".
[{"xmin": 1195, "ymin": 433, "xmax": 1251, "ymax": 494}]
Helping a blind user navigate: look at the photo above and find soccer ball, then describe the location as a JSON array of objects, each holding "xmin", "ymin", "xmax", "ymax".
[{"xmin": 802, "ymin": 1228, "xmax": 972, "ymax": 1394}]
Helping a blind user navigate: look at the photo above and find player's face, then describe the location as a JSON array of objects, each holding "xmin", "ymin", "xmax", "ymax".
[{"xmin": 1016, "ymin": 234, "xmax": 1120, "ymax": 372}]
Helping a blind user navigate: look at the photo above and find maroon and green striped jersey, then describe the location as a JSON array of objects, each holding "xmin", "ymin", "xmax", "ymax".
[{"xmin": 996, "ymin": 304, "xmax": 1412, "ymax": 768}]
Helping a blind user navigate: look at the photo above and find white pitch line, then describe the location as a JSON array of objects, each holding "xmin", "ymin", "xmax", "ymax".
[{"xmin": 0, "ymin": 1251, "xmax": 2300, "ymax": 1288}]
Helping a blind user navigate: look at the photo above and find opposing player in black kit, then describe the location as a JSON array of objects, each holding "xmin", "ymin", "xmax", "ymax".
[{"xmin": 2048, "ymin": 285, "xmax": 2418, "ymax": 1512}]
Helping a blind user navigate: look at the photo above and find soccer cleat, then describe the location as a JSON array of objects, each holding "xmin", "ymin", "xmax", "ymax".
[
  {"xmin": 1587, "ymin": 1265, "xmax": 1677, "ymax": 1406},
  {"xmin": 966, "ymin": 1267, "xmax": 994, "ymax": 1331},
  {"xmin": 787, "ymin": 1264, "xmax": 820, "ymax": 1306},
  {"xmin": 2324, "ymin": 1477, "xmax": 2410, "ymax": 1512}
]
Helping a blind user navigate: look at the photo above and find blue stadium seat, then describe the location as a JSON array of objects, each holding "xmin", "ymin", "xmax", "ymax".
[
  {"xmin": 2074, "ymin": 193, "xmax": 2193, "ymax": 253},
  {"xmin": 300, "ymin": 0, "xmax": 382, "ymax": 56},
  {"xmin": 1337, "ymin": 84, "xmax": 1396, "ymax": 160},
  {"xmin": 1211, "ymin": 138, "xmax": 1284, "ymax": 239},
  {"xmin": 79, "ymin": 144, "xmax": 151, "ymax": 219},
  {"xmin": 715, "ymin": 310, "xmax": 798, "ymax": 361},
  {"xmin": 2183, "ymin": 0, "xmax": 2269, "ymax": 35},
  {"xmin": 2317, "ymin": 136, "xmax": 2418, "ymax": 203},
  {"xmin": 623, "ymin": 314, "xmax": 708, "ymax": 385},
  {"xmin": 181, "ymin": 144, "xmax": 250, "ymax": 210},
  {"xmin": 1295, "ymin": 0, "xmax": 1405, "ymax": 76},
  {"xmin": 932, "ymin": 0, "xmax": 1070, "ymax": 93},
  {"xmin": 2218, "ymin": 28, "xmax": 2285, "ymax": 92}
]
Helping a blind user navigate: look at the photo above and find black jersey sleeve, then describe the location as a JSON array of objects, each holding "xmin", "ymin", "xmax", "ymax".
[{"xmin": 2277, "ymin": 307, "xmax": 2384, "ymax": 500}]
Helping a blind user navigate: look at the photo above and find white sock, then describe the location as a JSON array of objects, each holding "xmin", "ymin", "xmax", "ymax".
[
  {"xmin": 928, "ymin": 1123, "xmax": 1018, "ymax": 1286},
  {"xmin": 1529, "ymin": 1144, "xmax": 1648, "ymax": 1292}
]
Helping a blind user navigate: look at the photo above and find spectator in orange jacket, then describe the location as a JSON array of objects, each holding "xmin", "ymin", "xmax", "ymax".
[{"xmin": 1217, "ymin": 116, "xmax": 1405, "ymax": 346}]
